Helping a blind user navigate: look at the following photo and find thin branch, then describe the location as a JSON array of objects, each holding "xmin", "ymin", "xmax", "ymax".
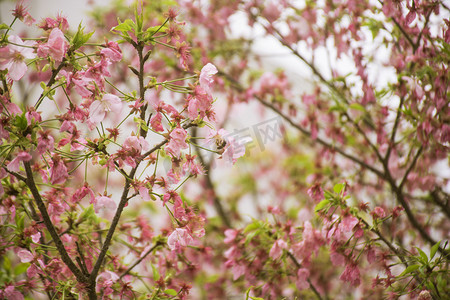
[
  {"xmin": 195, "ymin": 143, "xmax": 232, "ymax": 228},
  {"xmin": 287, "ymin": 252, "xmax": 325, "ymax": 300},
  {"xmin": 119, "ymin": 242, "xmax": 163, "ymax": 280},
  {"xmin": 385, "ymin": 97, "xmax": 405, "ymax": 163},
  {"xmin": 399, "ymin": 145, "xmax": 423, "ymax": 190},
  {"xmin": 219, "ymin": 70, "xmax": 385, "ymax": 179}
]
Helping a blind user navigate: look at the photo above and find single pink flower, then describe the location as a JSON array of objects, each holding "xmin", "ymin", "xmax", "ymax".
[
  {"xmin": 123, "ymin": 136, "xmax": 150, "ymax": 153},
  {"xmin": 49, "ymin": 155, "xmax": 68, "ymax": 185},
  {"xmin": 37, "ymin": 130, "xmax": 54, "ymax": 155},
  {"xmin": 2, "ymin": 286, "xmax": 24, "ymax": 300},
  {"xmin": 296, "ymin": 268, "xmax": 310, "ymax": 290},
  {"xmin": 72, "ymin": 183, "xmax": 95, "ymax": 204},
  {"xmin": 100, "ymin": 41, "xmax": 122, "ymax": 62},
  {"xmin": 13, "ymin": 1, "xmax": 35, "ymax": 26},
  {"xmin": 167, "ymin": 228, "xmax": 193, "ymax": 251},
  {"xmin": 339, "ymin": 215, "xmax": 359, "ymax": 233},
  {"xmin": 96, "ymin": 270, "xmax": 119, "ymax": 295},
  {"xmin": 165, "ymin": 127, "xmax": 188, "ymax": 158},
  {"xmin": 372, "ymin": 206, "xmax": 386, "ymax": 219},
  {"xmin": 17, "ymin": 249, "xmax": 34, "ymax": 263},
  {"xmin": 0, "ymin": 35, "xmax": 36, "ymax": 80},
  {"xmin": 206, "ymin": 128, "xmax": 249, "ymax": 165},
  {"xmin": 224, "ymin": 229, "xmax": 238, "ymax": 244},
  {"xmin": 89, "ymin": 93, "xmax": 122, "ymax": 124},
  {"xmin": 37, "ymin": 28, "xmax": 68, "ymax": 62},
  {"xmin": 187, "ymin": 86, "xmax": 213, "ymax": 120},
  {"xmin": 231, "ymin": 264, "xmax": 246, "ymax": 281},
  {"xmin": 307, "ymin": 183, "xmax": 324, "ymax": 202},
  {"xmin": 199, "ymin": 63, "xmax": 218, "ymax": 94},
  {"xmin": 93, "ymin": 196, "xmax": 117, "ymax": 218},
  {"xmin": 150, "ymin": 113, "xmax": 164, "ymax": 132},
  {"xmin": 31, "ymin": 232, "xmax": 41, "ymax": 243},
  {"xmin": 7, "ymin": 151, "xmax": 32, "ymax": 172},
  {"xmin": 340, "ymin": 263, "xmax": 361, "ymax": 286},
  {"xmin": 269, "ymin": 239, "xmax": 288, "ymax": 260},
  {"xmin": 330, "ymin": 251, "xmax": 345, "ymax": 266}
]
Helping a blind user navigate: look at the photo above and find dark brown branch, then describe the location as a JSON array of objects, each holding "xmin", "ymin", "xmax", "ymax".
[
  {"xmin": 23, "ymin": 161, "xmax": 88, "ymax": 284},
  {"xmin": 137, "ymin": 44, "xmax": 149, "ymax": 138}
]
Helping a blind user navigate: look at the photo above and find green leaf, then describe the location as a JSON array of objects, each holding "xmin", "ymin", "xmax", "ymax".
[
  {"xmin": 146, "ymin": 24, "xmax": 168, "ymax": 37},
  {"xmin": 3, "ymin": 255, "xmax": 11, "ymax": 272},
  {"xmin": 112, "ymin": 19, "xmax": 135, "ymax": 33},
  {"xmin": 0, "ymin": 23, "xmax": 11, "ymax": 30},
  {"xmin": 164, "ymin": 289, "xmax": 178, "ymax": 296},
  {"xmin": 243, "ymin": 221, "xmax": 262, "ymax": 233},
  {"xmin": 14, "ymin": 263, "xmax": 30, "ymax": 275},
  {"xmin": 71, "ymin": 23, "xmax": 94, "ymax": 50},
  {"xmin": 15, "ymin": 114, "xmax": 28, "ymax": 131},
  {"xmin": 15, "ymin": 213, "xmax": 25, "ymax": 231},
  {"xmin": 245, "ymin": 229, "xmax": 260, "ymax": 245},
  {"xmin": 151, "ymin": 263, "xmax": 160, "ymax": 281},
  {"xmin": 415, "ymin": 247, "xmax": 428, "ymax": 264},
  {"xmin": 79, "ymin": 205, "xmax": 96, "ymax": 222},
  {"xmin": 430, "ymin": 241, "xmax": 440, "ymax": 261},
  {"xmin": 333, "ymin": 183, "xmax": 345, "ymax": 194},
  {"xmin": 349, "ymin": 103, "xmax": 365, "ymax": 112},
  {"xmin": 399, "ymin": 264, "xmax": 420, "ymax": 276},
  {"xmin": 315, "ymin": 199, "xmax": 330, "ymax": 212}
]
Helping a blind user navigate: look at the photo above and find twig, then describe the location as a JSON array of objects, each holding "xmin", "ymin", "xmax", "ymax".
[
  {"xmin": 287, "ymin": 252, "xmax": 325, "ymax": 300},
  {"xmin": 119, "ymin": 242, "xmax": 163, "ymax": 280}
]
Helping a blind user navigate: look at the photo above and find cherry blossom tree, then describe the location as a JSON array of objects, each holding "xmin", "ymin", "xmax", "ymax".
[{"xmin": 0, "ymin": 0, "xmax": 449, "ymax": 299}]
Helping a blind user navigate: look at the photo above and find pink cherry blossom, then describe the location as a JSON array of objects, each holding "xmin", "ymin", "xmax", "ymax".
[
  {"xmin": 37, "ymin": 130, "xmax": 54, "ymax": 155},
  {"xmin": 93, "ymin": 196, "xmax": 117, "ymax": 218},
  {"xmin": 13, "ymin": 1, "xmax": 35, "ymax": 26},
  {"xmin": 167, "ymin": 228, "xmax": 193, "ymax": 251},
  {"xmin": 7, "ymin": 151, "xmax": 32, "ymax": 172},
  {"xmin": 165, "ymin": 127, "xmax": 188, "ymax": 158},
  {"xmin": 269, "ymin": 239, "xmax": 288, "ymax": 260},
  {"xmin": 187, "ymin": 86, "xmax": 213, "ymax": 120},
  {"xmin": 17, "ymin": 249, "xmax": 34, "ymax": 263},
  {"xmin": 296, "ymin": 268, "xmax": 310, "ymax": 290},
  {"xmin": 31, "ymin": 232, "xmax": 41, "ymax": 243},
  {"xmin": 100, "ymin": 41, "xmax": 122, "ymax": 62},
  {"xmin": 49, "ymin": 155, "xmax": 68, "ymax": 185},
  {"xmin": 6, "ymin": 151, "xmax": 31, "ymax": 172},
  {"xmin": 199, "ymin": 63, "xmax": 218, "ymax": 94},
  {"xmin": 37, "ymin": 28, "xmax": 68, "ymax": 62},
  {"xmin": 1, "ymin": 286, "xmax": 24, "ymax": 300},
  {"xmin": 340, "ymin": 263, "xmax": 361, "ymax": 286},
  {"xmin": 307, "ymin": 183, "xmax": 324, "ymax": 202},
  {"xmin": 150, "ymin": 113, "xmax": 164, "ymax": 132},
  {"xmin": 0, "ymin": 35, "xmax": 36, "ymax": 81},
  {"xmin": 96, "ymin": 270, "xmax": 119, "ymax": 296},
  {"xmin": 206, "ymin": 128, "xmax": 249, "ymax": 165},
  {"xmin": 221, "ymin": 135, "xmax": 249, "ymax": 165},
  {"xmin": 123, "ymin": 136, "xmax": 150, "ymax": 153},
  {"xmin": 89, "ymin": 93, "xmax": 122, "ymax": 124},
  {"xmin": 372, "ymin": 206, "xmax": 386, "ymax": 219},
  {"xmin": 339, "ymin": 215, "xmax": 359, "ymax": 233},
  {"xmin": 224, "ymin": 229, "xmax": 238, "ymax": 244}
]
